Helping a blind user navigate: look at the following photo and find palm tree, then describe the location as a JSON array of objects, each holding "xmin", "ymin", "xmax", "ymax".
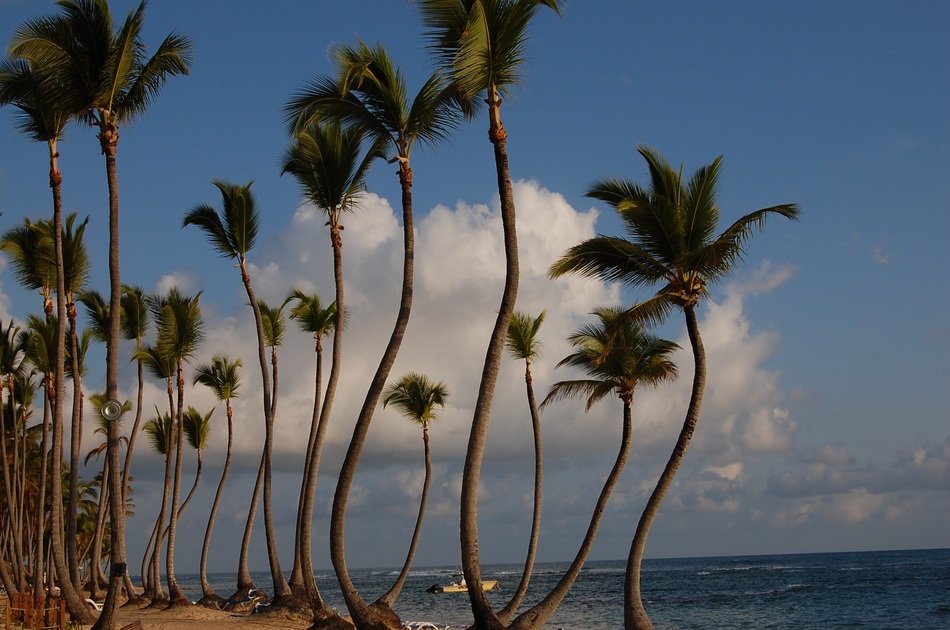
[
  {"xmin": 192, "ymin": 355, "xmax": 241, "ymax": 607},
  {"xmin": 9, "ymin": 4, "xmax": 191, "ymax": 624},
  {"xmin": 378, "ymin": 373, "xmax": 448, "ymax": 610},
  {"xmin": 141, "ymin": 407, "xmax": 175, "ymax": 601},
  {"xmin": 132, "ymin": 344, "xmax": 175, "ymax": 603},
  {"xmin": 149, "ymin": 288, "xmax": 203, "ymax": 607},
  {"xmin": 280, "ymin": 123, "xmax": 379, "ymax": 619},
  {"xmin": 509, "ymin": 307, "xmax": 677, "ymax": 628},
  {"xmin": 183, "ymin": 181, "xmax": 289, "ymax": 601},
  {"xmin": 417, "ymin": 3, "xmax": 562, "ymax": 622},
  {"xmin": 550, "ymin": 146, "xmax": 799, "ymax": 628},
  {"xmin": 497, "ymin": 310, "xmax": 545, "ymax": 623},
  {"xmin": 0, "ymin": 320, "xmax": 29, "ymax": 596},
  {"xmin": 181, "ymin": 406, "xmax": 211, "ymax": 513},
  {"xmin": 285, "ymin": 290, "xmax": 336, "ymax": 607},
  {"xmin": 285, "ymin": 40, "xmax": 461, "ymax": 627}
]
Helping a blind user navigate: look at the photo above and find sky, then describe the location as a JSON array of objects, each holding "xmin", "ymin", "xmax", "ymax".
[{"xmin": 1, "ymin": 0, "xmax": 948, "ymax": 579}]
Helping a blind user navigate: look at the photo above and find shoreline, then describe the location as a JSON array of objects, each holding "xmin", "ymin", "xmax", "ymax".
[{"xmin": 82, "ymin": 601, "xmax": 317, "ymax": 630}]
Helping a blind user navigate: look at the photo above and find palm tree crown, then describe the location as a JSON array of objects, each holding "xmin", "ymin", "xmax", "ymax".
[
  {"xmin": 383, "ymin": 373, "xmax": 449, "ymax": 429},
  {"xmin": 552, "ymin": 146, "xmax": 800, "ymax": 317}
]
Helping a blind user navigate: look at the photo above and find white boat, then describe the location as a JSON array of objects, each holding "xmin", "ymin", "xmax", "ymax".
[{"xmin": 426, "ymin": 574, "xmax": 498, "ymax": 593}]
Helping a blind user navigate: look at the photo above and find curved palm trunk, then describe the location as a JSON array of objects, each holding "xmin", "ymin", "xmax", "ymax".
[
  {"xmin": 89, "ymin": 465, "xmax": 110, "ymax": 600},
  {"xmin": 376, "ymin": 424, "xmax": 432, "ymax": 608},
  {"xmin": 31, "ymin": 398, "xmax": 51, "ymax": 604},
  {"xmin": 462, "ymin": 94, "xmax": 519, "ymax": 630},
  {"xmin": 147, "ymin": 382, "xmax": 176, "ymax": 604},
  {"xmin": 626, "ymin": 306, "xmax": 705, "ymax": 630},
  {"xmin": 66, "ymin": 317, "xmax": 84, "ymax": 589},
  {"xmin": 511, "ymin": 396, "xmax": 634, "ymax": 629},
  {"xmin": 165, "ymin": 368, "xmax": 190, "ymax": 606},
  {"xmin": 232, "ymin": 453, "xmax": 263, "ymax": 599},
  {"xmin": 497, "ymin": 363, "xmax": 543, "ymax": 624},
  {"xmin": 198, "ymin": 402, "xmax": 233, "ymax": 606},
  {"xmin": 299, "ymin": 340, "xmax": 334, "ymax": 613},
  {"xmin": 262, "ymin": 347, "xmax": 290, "ymax": 600},
  {"xmin": 122, "ymin": 350, "xmax": 147, "ymax": 603},
  {"xmin": 330, "ymin": 163, "xmax": 414, "ymax": 629},
  {"xmin": 94, "ymin": 118, "xmax": 128, "ymax": 630},
  {"xmin": 49, "ymin": 139, "xmax": 95, "ymax": 624}
]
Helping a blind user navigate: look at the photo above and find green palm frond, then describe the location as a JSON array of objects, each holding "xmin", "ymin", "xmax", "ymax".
[
  {"xmin": 505, "ymin": 309, "xmax": 545, "ymax": 362},
  {"xmin": 288, "ymin": 289, "xmax": 338, "ymax": 338},
  {"xmin": 193, "ymin": 354, "xmax": 241, "ymax": 401},
  {"xmin": 78, "ymin": 290, "xmax": 109, "ymax": 343},
  {"xmin": 183, "ymin": 180, "xmax": 259, "ymax": 260},
  {"xmin": 142, "ymin": 407, "xmax": 174, "ymax": 456},
  {"xmin": 120, "ymin": 284, "xmax": 150, "ymax": 342},
  {"xmin": 183, "ymin": 406, "xmax": 212, "ymax": 451},
  {"xmin": 148, "ymin": 287, "xmax": 204, "ymax": 365},
  {"xmin": 383, "ymin": 372, "xmax": 449, "ymax": 427}
]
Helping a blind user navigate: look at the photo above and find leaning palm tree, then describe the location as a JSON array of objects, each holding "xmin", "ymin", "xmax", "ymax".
[
  {"xmin": 509, "ymin": 307, "xmax": 678, "ymax": 629},
  {"xmin": 141, "ymin": 407, "xmax": 175, "ymax": 601},
  {"xmin": 285, "ymin": 40, "xmax": 461, "ymax": 627},
  {"xmin": 192, "ymin": 355, "xmax": 241, "ymax": 608},
  {"xmin": 497, "ymin": 310, "xmax": 545, "ymax": 624},
  {"xmin": 550, "ymin": 146, "xmax": 799, "ymax": 629},
  {"xmin": 149, "ymin": 288, "xmax": 203, "ymax": 607},
  {"xmin": 280, "ymin": 124, "xmax": 380, "ymax": 619},
  {"xmin": 183, "ymin": 181, "xmax": 290, "ymax": 602},
  {"xmin": 285, "ymin": 290, "xmax": 336, "ymax": 606},
  {"xmin": 181, "ymin": 406, "xmax": 212, "ymax": 514},
  {"xmin": 378, "ymin": 373, "xmax": 448, "ymax": 610},
  {"xmin": 9, "ymin": 5, "xmax": 191, "ymax": 624},
  {"xmin": 417, "ymin": 3, "xmax": 562, "ymax": 622}
]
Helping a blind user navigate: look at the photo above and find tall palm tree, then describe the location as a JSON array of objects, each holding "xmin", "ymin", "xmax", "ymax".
[
  {"xmin": 510, "ymin": 307, "xmax": 678, "ymax": 628},
  {"xmin": 0, "ymin": 320, "xmax": 29, "ymax": 596},
  {"xmin": 9, "ymin": 5, "xmax": 191, "ymax": 624},
  {"xmin": 497, "ymin": 310, "xmax": 545, "ymax": 623},
  {"xmin": 192, "ymin": 355, "xmax": 241, "ymax": 607},
  {"xmin": 550, "ymin": 146, "xmax": 799, "ymax": 628},
  {"xmin": 132, "ymin": 344, "xmax": 175, "ymax": 602},
  {"xmin": 149, "ymin": 288, "xmax": 203, "ymax": 607},
  {"xmin": 285, "ymin": 290, "xmax": 336, "ymax": 606},
  {"xmin": 285, "ymin": 40, "xmax": 460, "ymax": 627},
  {"xmin": 280, "ymin": 124, "xmax": 380, "ymax": 620},
  {"xmin": 418, "ymin": 3, "xmax": 562, "ymax": 622},
  {"xmin": 183, "ymin": 181, "xmax": 291, "ymax": 601},
  {"xmin": 378, "ymin": 373, "xmax": 448, "ymax": 610}
]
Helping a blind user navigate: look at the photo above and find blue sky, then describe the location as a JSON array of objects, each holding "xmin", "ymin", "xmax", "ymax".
[{"xmin": 1, "ymin": 0, "xmax": 948, "ymax": 577}]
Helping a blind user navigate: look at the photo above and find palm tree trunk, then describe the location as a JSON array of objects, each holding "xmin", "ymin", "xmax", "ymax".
[
  {"xmin": 497, "ymin": 364, "xmax": 543, "ymax": 624},
  {"xmin": 50, "ymin": 138, "xmax": 95, "ymax": 624},
  {"xmin": 94, "ymin": 118, "xmax": 128, "ymax": 630},
  {"xmin": 31, "ymin": 398, "xmax": 51, "ymax": 602},
  {"xmin": 625, "ymin": 306, "xmax": 706, "ymax": 630},
  {"xmin": 511, "ymin": 397, "xmax": 634, "ymax": 629},
  {"xmin": 298, "ymin": 342, "xmax": 330, "ymax": 611},
  {"xmin": 165, "ymin": 369, "xmax": 189, "ymax": 605},
  {"xmin": 198, "ymin": 403, "xmax": 232, "ymax": 605},
  {"xmin": 262, "ymin": 349, "xmax": 289, "ymax": 598},
  {"xmin": 461, "ymin": 94, "xmax": 519, "ymax": 630},
  {"xmin": 66, "ymin": 318, "xmax": 84, "ymax": 589},
  {"xmin": 122, "ymin": 350, "xmax": 147, "ymax": 602},
  {"xmin": 232, "ymin": 452, "xmax": 263, "ymax": 599},
  {"xmin": 89, "ymin": 464, "xmax": 110, "ymax": 600},
  {"xmin": 377, "ymin": 424, "xmax": 431, "ymax": 607},
  {"xmin": 237, "ymin": 259, "xmax": 289, "ymax": 600},
  {"xmin": 331, "ymin": 164, "xmax": 414, "ymax": 629}
]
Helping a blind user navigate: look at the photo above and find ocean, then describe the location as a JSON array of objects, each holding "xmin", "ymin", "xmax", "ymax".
[{"xmin": 172, "ymin": 548, "xmax": 950, "ymax": 628}]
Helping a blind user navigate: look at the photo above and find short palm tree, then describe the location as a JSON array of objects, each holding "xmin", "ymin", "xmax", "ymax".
[
  {"xmin": 141, "ymin": 406, "xmax": 175, "ymax": 600},
  {"xmin": 285, "ymin": 39, "xmax": 461, "ymax": 627},
  {"xmin": 379, "ymin": 373, "xmax": 449, "ymax": 608},
  {"xmin": 550, "ymin": 146, "xmax": 799, "ymax": 629},
  {"xmin": 183, "ymin": 181, "xmax": 288, "ymax": 601},
  {"xmin": 192, "ymin": 355, "xmax": 241, "ymax": 607},
  {"xmin": 509, "ymin": 307, "xmax": 677, "ymax": 628},
  {"xmin": 418, "ymin": 3, "xmax": 562, "ymax": 620},
  {"xmin": 497, "ymin": 310, "xmax": 545, "ymax": 623},
  {"xmin": 285, "ymin": 290, "xmax": 336, "ymax": 608},
  {"xmin": 9, "ymin": 6, "xmax": 191, "ymax": 621}
]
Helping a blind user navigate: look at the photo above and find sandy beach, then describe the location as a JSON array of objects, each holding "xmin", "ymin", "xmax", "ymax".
[{"xmin": 82, "ymin": 602, "xmax": 316, "ymax": 630}]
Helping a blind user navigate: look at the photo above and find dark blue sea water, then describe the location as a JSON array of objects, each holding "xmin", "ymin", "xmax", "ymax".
[{"xmin": 171, "ymin": 548, "xmax": 949, "ymax": 628}]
